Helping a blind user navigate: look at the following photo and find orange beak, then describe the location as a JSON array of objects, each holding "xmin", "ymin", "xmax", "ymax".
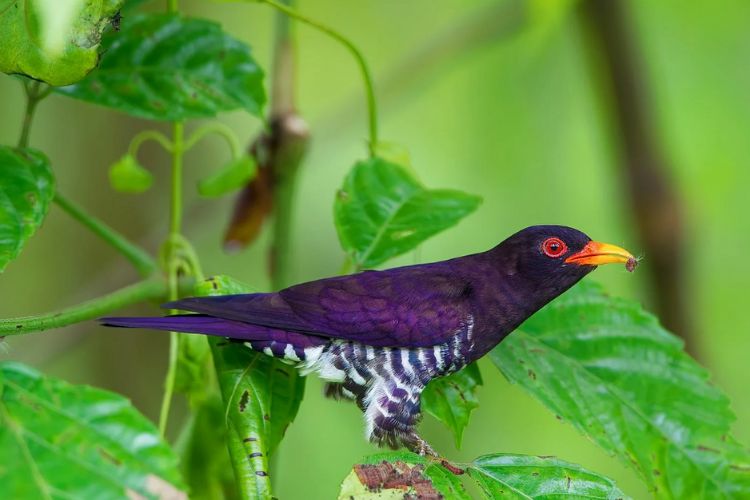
[{"xmin": 565, "ymin": 241, "xmax": 637, "ymax": 270}]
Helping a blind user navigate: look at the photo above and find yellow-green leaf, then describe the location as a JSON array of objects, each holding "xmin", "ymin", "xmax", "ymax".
[{"xmin": 0, "ymin": 0, "xmax": 123, "ymax": 86}]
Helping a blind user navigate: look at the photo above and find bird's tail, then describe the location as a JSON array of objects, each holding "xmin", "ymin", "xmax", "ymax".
[
  {"xmin": 100, "ymin": 314, "xmax": 327, "ymax": 363},
  {"xmin": 100, "ymin": 314, "xmax": 259, "ymax": 338}
]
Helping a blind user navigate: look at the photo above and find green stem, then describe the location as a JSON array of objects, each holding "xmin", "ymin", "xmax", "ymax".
[
  {"xmin": 167, "ymin": 0, "xmax": 178, "ymax": 14},
  {"xmin": 159, "ymin": 121, "xmax": 187, "ymax": 437},
  {"xmin": 0, "ymin": 280, "xmax": 169, "ymax": 336},
  {"xmin": 338, "ymin": 255, "xmax": 354, "ymax": 275},
  {"xmin": 184, "ymin": 122, "xmax": 242, "ymax": 158},
  {"xmin": 270, "ymin": 171, "xmax": 297, "ymax": 290},
  {"xmin": 18, "ymin": 80, "xmax": 47, "ymax": 149},
  {"xmin": 54, "ymin": 192, "xmax": 157, "ymax": 277},
  {"xmin": 169, "ymin": 122, "xmax": 185, "ymax": 236},
  {"xmin": 128, "ymin": 129, "xmax": 174, "ymax": 157},
  {"xmin": 261, "ymin": 0, "xmax": 378, "ymax": 156}
]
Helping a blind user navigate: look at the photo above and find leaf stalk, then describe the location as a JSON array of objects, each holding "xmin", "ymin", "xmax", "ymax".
[{"xmin": 0, "ymin": 279, "xmax": 173, "ymax": 336}]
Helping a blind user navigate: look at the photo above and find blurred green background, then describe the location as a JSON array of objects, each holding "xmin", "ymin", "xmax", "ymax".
[{"xmin": 1, "ymin": 0, "xmax": 749, "ymax": 498}]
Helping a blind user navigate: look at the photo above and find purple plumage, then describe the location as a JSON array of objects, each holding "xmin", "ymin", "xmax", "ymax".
[{"xmin": 102, "ymin": 225, "xmax": 635, "ymax": 456}]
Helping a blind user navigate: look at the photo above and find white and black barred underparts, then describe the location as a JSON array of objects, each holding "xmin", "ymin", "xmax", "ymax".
[{"xmin": 243, "ymin": 316, "xmax": 475, "ymax": 448}]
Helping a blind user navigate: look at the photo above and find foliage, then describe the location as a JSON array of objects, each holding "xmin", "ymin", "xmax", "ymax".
[
  {"xmin": 0, "ymin": 362, "xmax": 185, "ymax": 499},
  {"xmin": 0, "ymin": 1, "xmax": 748, "ymax": 499},
  {"xmin": 340, "ymin": 451, "xmax": 629, "ymax": 500},
  {"xmin": 334, "ymin": 156, "xmax": 481, "ymax": 269},
  {"xmin": 0, "ymin": 0, "xmax": 123, "ymax": 86},
  {"xmin": 469, "ymin": 454, "xmax": 629, "ymax": 499},
  {"xmin": 57, "ymin": 14, "xmax": 266, "ymax": 121},
  {"xmin": 339, "ymin": 452, "xmax": 470, "ymax": 500},
  {"xmin": 492, "ymin": 282, "xmax": 750, "ymax": 497},
  {"xmin": 0, "ymin": 147, "xmax": 54, "ymax": 272},
  {"xmin": 196, "ymin": 275, "xmax": 305, "ymax": 499},
  {"xmin": 421, "ymin": 362, "xmax": 482, "ymax": 448}
]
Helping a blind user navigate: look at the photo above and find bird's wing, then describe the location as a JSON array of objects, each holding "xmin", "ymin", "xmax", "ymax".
[{"xmin": 166, "ymin": 266, "xmax": 474, "ymax": 347}]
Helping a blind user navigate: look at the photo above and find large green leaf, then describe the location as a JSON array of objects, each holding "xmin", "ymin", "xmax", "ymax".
[
  {"xmin": 339, "ymin": 451, "xmax": 469, "ymax": 500},
  {"xmin": 0, "ymin": 0, "xmax": 122, "ymax": 86},
  {"xmin": 0, "ymin": 147, "xmax": 55, "ymax": 272},
  {"xmin": 195, "ymin": 275, "xmax": 305, "ymax": 499},
  {"xmin": 468, "ymin": 454, "xmax": 628, "ymax": 499},
  {"xmin": 0, "ymin": 362, "xmax": 185, "ymax": 499},
  {"xmin": 334, "ymin": 157, "xmax": 481, "ymax": 269},
  {"xmin": 422, "ymin": 362, "xmax": 482, "ymax": 448},
  {"xmin": 175, "ymin": 392, "xmax": 237, "ymax": 500},
  {"xmin": 491, "ymin": 282, "xmax": 750, "ymax": 498},
  {"xmin": 57, "ymin": 14, "xmax": 266, "ymax": 120}
]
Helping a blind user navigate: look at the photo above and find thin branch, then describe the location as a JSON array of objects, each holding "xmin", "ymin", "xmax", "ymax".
[
  {"xmin": 54, "ymin": 192, "xmax": 158, "ymax": 278},
  {"xmin": 0, "ymin": 280, "xmax": 169, "ymax": 336}
]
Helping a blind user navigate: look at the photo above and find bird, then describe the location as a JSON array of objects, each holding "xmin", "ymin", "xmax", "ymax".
[{"xmin": 102, "ymin": 225, "xmax": 636, "ymax": 457}]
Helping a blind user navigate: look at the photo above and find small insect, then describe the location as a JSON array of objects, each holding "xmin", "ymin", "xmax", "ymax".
[{"xmin": 626, "ymin": 256, "xmax": 639, "ymax": 273}]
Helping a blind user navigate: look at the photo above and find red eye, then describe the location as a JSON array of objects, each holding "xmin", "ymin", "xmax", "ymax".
[{"xmin": 542, "ymin": 237, "xmax": 568, "ymax": 258}]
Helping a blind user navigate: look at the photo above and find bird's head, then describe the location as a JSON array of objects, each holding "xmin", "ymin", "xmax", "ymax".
[{"xmin": 491, "ymin": 225, "xmax": 636, "ymax": 304}]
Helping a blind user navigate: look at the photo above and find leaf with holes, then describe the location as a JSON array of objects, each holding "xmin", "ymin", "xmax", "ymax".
[
  {"xmin": 422, "ymin": 362, "xmax": 482, "ymax": 448},
  {"xmin": 0, "ymin": 0, "xmax": 122, "ymax": 86},
  {"xmin": 57, "ymin": 13, "xmax": 265, "ymax": 120},
  {"xmin": 334, "ymin": 157, "xmax": 481, "ymax": 269},
  {"xmin": 195, "ymin": 275, "xmax": 305, "ymax": 499},
  {"xmin": 0, "ymin": 362, "xmax": 185, "ymax": 499},
  {"xmin": 0, "ymin": 147, "xmax": 55, "ymax": 272},
  {"xmin": 468, "ymin": 454, "xmax": 629, "ymax": 499},
  {"xmin": 339, "ymin": 452, "xmax": 469, "ymax": 500},
  {"xmin": 491, "ymin": 282, "xmax": 750, "ymax": 498}
]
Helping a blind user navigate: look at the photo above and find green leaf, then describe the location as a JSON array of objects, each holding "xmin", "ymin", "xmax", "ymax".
[
  {"xmin": 0, "ymin": 0, "xmax": 122, "ymax": 86},
  {"xmin": 0, "ymin": 147, "xmax": 55, "ymax": 272},
  {"xmin": 334, "ymin": 157, "xmax": 481, "ymax": 269},
  {"xmin": 198, "ymin": 155, "xmax": 256, "ymax": 197},
  {"xmin": 175, "ymin": 392, "xmax": 237, "ymax": 500},
  {"xmin": 0, "ymin": 362, "xmax": 185, "ymax": 499},
  {"xmin": 109, "ymin": 153, "xmax": 153, "ymax": 193},
  {"xmin": 422, "ymin": 362, "xmax": 482, "ymax": 448},
  {"xmin": 56, "ymin": 13, "xmax": 266, "ymax": 120},
  {"xmin": 194, "ymin": 274, "xmax": 260, "ymax": 297},
  {"xmin": 195, "ymin": 275, "xmax": 305, "ymax": 499},
  {"xmin": 174, "ymin": 334, "xmax": 212, "ymax": 404},
  {"xmin": 468, "ymin": 454, "xmax": 629, "ymax": 499},
  {"xmin": 491, "ymin": 282, "xmax": 750, "ymax": 498},
  {"xmin": 339, "ymin": 452, "xmax": 470, "ymax": 500}
]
